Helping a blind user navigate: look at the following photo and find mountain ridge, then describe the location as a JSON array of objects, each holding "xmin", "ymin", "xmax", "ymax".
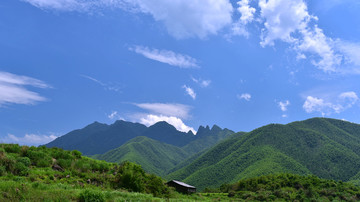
[{"xmin": 167, "ymin": 117, "xmax": 360, "ymax": 190}]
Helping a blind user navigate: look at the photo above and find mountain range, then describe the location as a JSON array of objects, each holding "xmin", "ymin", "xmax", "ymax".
[
  {"xmin": 45, "ymin": 120, "xmax": 234, "ymax": 176},
  {"xmin": 46, "ymin": 117, "xmax": 360, "ymax": 191}
]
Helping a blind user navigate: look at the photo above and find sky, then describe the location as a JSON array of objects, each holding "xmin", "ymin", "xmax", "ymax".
[{"xmin": 1, "ymin": 0, "xmax": 360, "ymax": 146}]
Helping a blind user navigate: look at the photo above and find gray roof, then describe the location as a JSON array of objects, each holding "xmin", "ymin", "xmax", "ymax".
[{"xmin": 170, "ymin": 180, "xmax": 196, "ymax": 188}]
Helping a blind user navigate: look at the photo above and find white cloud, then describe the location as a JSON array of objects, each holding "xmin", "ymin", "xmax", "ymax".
[
  {"xmin": 132, "ymin": 102, "xmax": 195, "ymax": 133},
  {"xmin": 278, "ymin": 100, "xmax": 290, "ymax": 112},
  {"xmin": 258, "ymin": 0, "xmax": 344, "ymax": 72},
  {"xmin": 303, "ymin": 96, "xmax": 334, "ymax": 114},
  {"xmin": 0, "ymin": 71, "xmax": 50, "ymax": 106},
  {"xmin": 139, "ymin": 114, "xmax": 196, "ymax": 134},
  {"xmin": 237, "ymin": 93, "xmax": 251, "ymax": 101},
  {"xmin": 134, "ymin": 103, "xmax": 191, "ymax": 119},
  {"xmin": 237, "ymin": 0, "xmax": 256, "ymax": 24},
  {"xmin": 259, "ymin": 0, "xmax": 311, "ymax": 46},
  {"xmin": 231, "ymin": 0, "xmax": 256, "ymax": 37},
  {"xmin": 183, "ymin": 85, "xmax": 196, "ymax": 100},
  {"xmin": 191, "ymin": 77, "xmax": 211, "ymax": 88},
  {"xmin": 303, "ymin": 91, "xmax": 358, "ymax": 115},
  {"xmin": 130, "ymin": 46, "xmax": 198, "ymax": 68},
  {"xmin": 126, "ymin": 0, "xmax": 233, "ymax": 39},
  {"xmin": 0, "ymin": 133, "xmax": 58, "ymax": 146}
]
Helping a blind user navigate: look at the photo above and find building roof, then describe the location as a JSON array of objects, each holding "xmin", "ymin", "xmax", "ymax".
[{"xmin": 168, "ymin": 180, "xmax": 196, "ymax": 188}]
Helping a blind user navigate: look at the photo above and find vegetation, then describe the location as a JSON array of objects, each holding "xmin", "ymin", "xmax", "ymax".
[
  {"xmin": 0, "ymin": 143, "xmax": 171, "ymax": 201},
  {"xmin": 94, "ymin": 136, "xmax": 190, "ymax": 176},
  {"xmin": 212, "ymin": 173, "xmax": 360, "ymax": 201},
  {"xmin": 91, "ymin": 124, "xmax": 233, "ymax": 176},
  {"xmin": 167, "ymin": 118, "xmax": 360, "ymax": 190}
]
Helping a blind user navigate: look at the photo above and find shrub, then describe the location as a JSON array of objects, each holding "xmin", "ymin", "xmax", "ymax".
[
  {"xmin": 78, "ymin": 189, "xmax": 105, "ymax": 202},
  {"xmin": 17, "ymin": 157, "xmax": 31, "ymax": 167},
  {"xmin": 71, "ymin": 150, "xmax": 82, "ymax": 159},
  {"xmin": 14, "ymin": 162, "xmax": 29, "ymax": 176},
  {"xmin": 57, "ymin": 159, "xmax": 72, "ymax": 169},
  {"xmin": 3, "ymin": 144, "xmax": 21, "ymax": 153}
]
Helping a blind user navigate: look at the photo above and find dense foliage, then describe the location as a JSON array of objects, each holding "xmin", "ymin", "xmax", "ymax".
[
  {"xmin": 94, "ymin": 136, "xmax": 190, "ymax": 176},
  {"xmin": 0, "ymin": 144, "xmax": 171, "ymax": 201},
  {"xmin": 168, "ymin": 118, "xmax": 360, "ymax": 190},
  {"xmin": 211, "ymin": 174, "xmax": 360, "ymax": 201}
]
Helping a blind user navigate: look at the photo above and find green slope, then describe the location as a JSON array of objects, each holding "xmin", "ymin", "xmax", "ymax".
[
  {"xmin": 93, "ymin": 125, "xmax": 234, "ymax": 176},
  {"xmin": 0, "ymin": 144, "xmax": 171, "ymax": 201},
  {"xmin": 94, "ymin": 136, "xmax": 190, "ymax": 176},
  {"xmin": 167, "ymin": 118, "xmax": 360, "ymax": 190}
]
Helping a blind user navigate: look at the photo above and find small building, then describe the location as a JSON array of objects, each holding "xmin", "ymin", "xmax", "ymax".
[{"xmin": 166, "ymin": 180, "xmax": 196, "ymax": 194}]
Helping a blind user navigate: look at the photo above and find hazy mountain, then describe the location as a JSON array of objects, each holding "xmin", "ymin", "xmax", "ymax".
[
  {"xmin": 167, "ymin": 118, "xmax": 360, "ymax": 190},
  {"xmin": 46, "ymin": 120, "xmax": 234, "ymax": 156}
]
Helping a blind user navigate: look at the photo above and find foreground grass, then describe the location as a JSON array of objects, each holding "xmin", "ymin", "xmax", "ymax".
[{"xmin": 0, "ymin": 179, "xmax": 231, "ymax": 201}]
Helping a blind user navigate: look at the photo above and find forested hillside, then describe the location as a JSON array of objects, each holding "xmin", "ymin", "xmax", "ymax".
[
  {"xmin": 94, "ymin": 126, "xmax": 235, "ymax": 176},
  {"xmin": 167, "ymin": 118, "xmax": 360, "ymax": 190}
]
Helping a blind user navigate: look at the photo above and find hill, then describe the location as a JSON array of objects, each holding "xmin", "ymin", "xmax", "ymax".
[
  {"xmin": 93, "ymin": 136, "xmax": 190, "ymax": 176},
  {"xmin": 167, "ymin": 118, "xmax": 360, "ymax": 190},
  {"xmin": 94, "ymin": 125, "xmax": 235, "ymax": 176}
]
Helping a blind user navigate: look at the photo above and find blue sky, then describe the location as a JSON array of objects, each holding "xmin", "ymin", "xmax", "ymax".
[{"xmin": 1, "ymin": 0, "xmax": 360, "ymax": 146}]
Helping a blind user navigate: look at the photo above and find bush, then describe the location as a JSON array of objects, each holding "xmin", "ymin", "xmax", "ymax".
[
  {"xmin": 71, "ymin": 150, "xmax": 82, "ymax": 159},
  {"xmin": 3, "ymin": 144, "xmax": 21, "ymax": 154},
  {"xmin": 78, "ymin": 189, "xmax": 105, "ymax": 202},
  {"xmin": 14, "ymin": 162, "xmax": 29, "ymax": 176},
  {"xmin": 57, "ymin": 159, "xmax": 72, "ymax": 169},
  {"xmin": 17, "ymin": 157, "xmax": 31, "ymax": 167}
]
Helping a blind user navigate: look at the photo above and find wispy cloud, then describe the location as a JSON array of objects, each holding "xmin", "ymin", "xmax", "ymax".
[
  {"xmin": 0, "ymin": 133, "xmax": 58, "ymax": 146},
  {"xmin": 107, "ymin": 111, "xmax": 125, "ymax": 120},
  {"xmin": 303, "ymin": 91, "xmax": 358, "ymax": 115},
  {"xmin": 23, "ymin": 0, "xmax": 233, "ymax": 39},
  {"xmin": 191, "ymin": 77, "xmax": 211, "ymax": 88},
  {"xmin": 124, "ymin": 0, "xmax": 233, "ymax": 39},
  {"xmin": 0, "ymin": 71, "xmax": 50, "ymax": 106},
  {"xmin": 81, "ymin": 75, "xmax": 122, "ymax": 92},
  {"xmin": 237, "ymin": 93, "xmax": 251, "ymax": 101},
  {"xmin": 133, "ymin": 103, "xmax": 191, "ymax": 119},
  {"xmin": 130, "ymin": 46, "xmax": 198, "ymax": 68},
  {"xmin": 182, "ymin": 85, "xmax": 196, "ymax": 100},
  {"xmin": 21, "ymin": 0, "xmax": 127, "ymax": 12}
]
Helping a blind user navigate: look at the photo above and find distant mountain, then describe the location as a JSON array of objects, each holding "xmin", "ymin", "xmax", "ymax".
[
  {"xmin": 167, "ymin": 118, "xmax": 360, "ymax": 190},
  {"xmin": 46, "ymin": 120, "xmax": 234, "ymax": 156},
  {"xmin": 46, "ymin": 120, "xmax": 148, "ymax": 155}
]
